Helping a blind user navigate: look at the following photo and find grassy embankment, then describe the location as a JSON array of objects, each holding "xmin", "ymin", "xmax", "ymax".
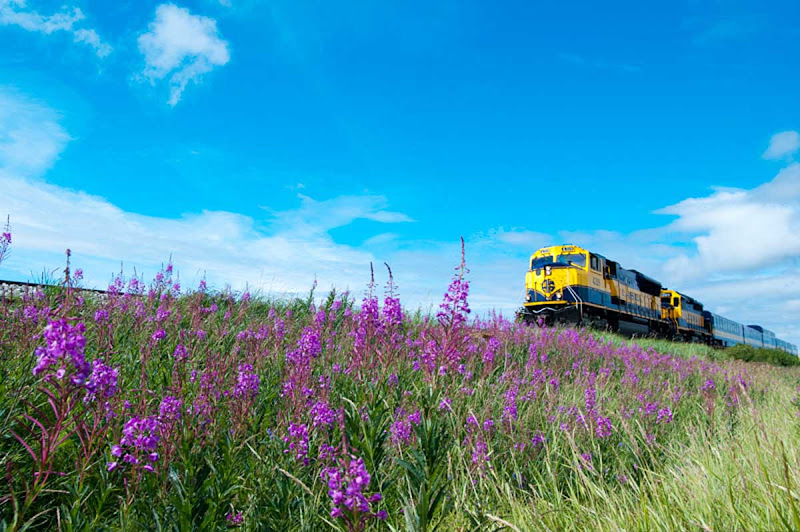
[{"xmin": 0, "ymin": 268, "xmax": 798, "ymax": 531}]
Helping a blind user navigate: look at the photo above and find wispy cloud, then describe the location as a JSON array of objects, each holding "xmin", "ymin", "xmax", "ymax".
[
  {"xmin": 263, "ymin": 194, "xmax": 414, "ymax": 237},
  {"xmin": 0, "ymin": 87, "xmax": 71, "ymax": 177},
  {"xmin": 138, "ymin": 3, "xmax": 230, "ymax": 106},
  {"xmin": 763, "ymin": 130, "xmax": 799, "ymax": 160},
  {"xmin": 0, "ymin": 0, "xmax": 111, "ymax": 57},
  {"xmin": 682, "ymin": 15, "xmax": 761, "ymax": 46}
]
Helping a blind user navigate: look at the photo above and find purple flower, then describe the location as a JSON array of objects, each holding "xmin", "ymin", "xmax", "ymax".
[
  {"xmin": 22, "ymin": 305, "xmax": 38, "ymax": 323},
  {"xmin": 584, "ymin": 387, "xmax": 597, "ymax": 412},
  {"xmin": 390, "ymin": 416, "xmax": 412, "ymax": 445},
  {"xmin": 33, "ymin": 319, "xmax": 90, "ymax": 385},
  {"xmin": 382, "ymin": 296, "xmax": 403, "ymax": 327},
  {"xmin": 286, "ymin": 328, "xmax": 322, "ymax": 365},
  {"xmin": 483, "ymin": 337, "xmax": 500, "ymax": 365},
  {"xmin": 471, "ymin": 439, "xmax": 490, "ymax": 469},
  {"xmin": 151, "ymin": 329, "xmax": 166, "ymax": 342},
  {"xmin": 437, "ymin": 276, "xmax": 470, "ymax": 329},
  {"xmin": 233, "ymin": 364, "xmax": 259, "ymax": 399},
  {"xmin": 283, "ymin": 423, "xmax": 310, "ymax": 465},
  {"xmin": 318, "ymin": 444, "xmax": 337, "ymax": 462},
  {"xmin": 173, "ymin": 344, "xmax": 189, "ymax": 362},
  {"xmin": 595, "ymin": 416, "xmax": 612, "ymax": 438},
  {"xmin": 656, "ymin": 407, "xmax": 673, "ymax": 424},
  {"xmin": 310, "ymin": 401, "xmax": 336, "ymax": 428},
  {"xmin": 322, "ymin": 456, "xmax": 384, "ymax": 524},
  {"xmin": 226, "ymin": 512, "xmax": 244, "ymax": 526},
  {"xmin": 158, "ymin": 395, "xmax": 182, "ymax": 424},
  {"xmin": 84, "ymin": 360, "xmax": 119, "ymax": 404},
  {"xmin": 110, "ymin": 415, "xmax": 161, "ymax": 474}
]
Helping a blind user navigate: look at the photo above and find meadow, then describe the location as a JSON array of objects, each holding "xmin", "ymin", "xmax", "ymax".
[{"xmin": 1, "ymin": 255, "xmax": 799, "ymax": 531}]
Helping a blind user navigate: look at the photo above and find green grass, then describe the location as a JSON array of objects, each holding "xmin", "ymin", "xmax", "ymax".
[
  {"xmin": 496, "ymin": 363, "xmax": 800, "ymax": 531},
  {"xmin": 1, "ymin": 280, "xmax": 799, "ymax": 531}
]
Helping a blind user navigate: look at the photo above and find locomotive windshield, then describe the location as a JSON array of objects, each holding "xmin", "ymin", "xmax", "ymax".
[
  {"xmin": 531, "ymin": 253, "xmax": 587, "ymax": 270},
  {"xmin": 558, "ymin": 253, "xmax": 587, "ymax": 268},
  {"xmin": 531, "ymin": 256, "xmax": 554, "ymax": 270}
]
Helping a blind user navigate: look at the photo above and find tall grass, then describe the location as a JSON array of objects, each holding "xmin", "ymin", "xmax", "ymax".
[{"xmin": 0, "ymin": 258, "xmax": 798, "ymax": 531}]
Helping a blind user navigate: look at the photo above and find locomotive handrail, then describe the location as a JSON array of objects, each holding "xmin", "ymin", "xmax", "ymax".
[{"xmin": 565, "ymin": 268, "xmax": 583, "ymax": 319}]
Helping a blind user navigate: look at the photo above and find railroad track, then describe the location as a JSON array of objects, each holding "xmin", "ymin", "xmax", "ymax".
[{"xmin": 0, "ymin": 279, "xmax": 108, "ymax": 295}]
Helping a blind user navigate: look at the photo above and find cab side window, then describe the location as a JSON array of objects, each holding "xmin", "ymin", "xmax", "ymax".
[{"xmin": 590, "ymin": 255, "xmax": 600, "ymax": 272}]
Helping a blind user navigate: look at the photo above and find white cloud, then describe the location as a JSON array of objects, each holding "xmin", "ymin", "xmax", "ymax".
[
  {"xmin": 0, "ymin": 88, "xmax": 71, "ymax": 177},
  {"xmin": 754, "ymin": 163, "xmax": 800, "ymax": 200},
  {"xmin": 658, "ymin": 194, "xmax": 800, "ymax": 279},
  {"xmin": 138, "ymin": 3, "xmax": 230, "ymax": 106},
  {"xmin": 763, "ymin": 130, "xmax": 800, "ymax": 160},
  {"xmin": 656, "ymin": 170, "xmax": 800, "ymax": 280},
  {"xmin": 0, "ymin": 0, "xmax": 111, "ymax": 57},
  {"xmin": 490, "ymin": 228, "xmax": 551, "ymax": 248},
  {"xmin": 0, "ymin": 176, "xmax": 385, "ymax": 295},
  {"xmin": 263, "ymin": 194, "xmax": 413, "ymax": 237}
]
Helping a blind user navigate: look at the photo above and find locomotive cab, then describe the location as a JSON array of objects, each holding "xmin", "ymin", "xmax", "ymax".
[
  {"xmin": 660, "ymin": 289, "xmax": 708, "ymax": 340},
  {"xmin": 660, "ymin": 290, "xmax": 681, "ymax": 321},
  {"xmin": 523, "ymin": 244, "xmax": 590, "ymax": 323}
]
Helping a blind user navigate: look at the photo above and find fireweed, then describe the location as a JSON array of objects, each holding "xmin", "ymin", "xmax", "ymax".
[
  {"xmin": 321, "ymin": 455, "xmax": 386, "ymax": 527},
  {"xmin": 0, "ymin": 253, "xmax": 773, "ymax": 530}
]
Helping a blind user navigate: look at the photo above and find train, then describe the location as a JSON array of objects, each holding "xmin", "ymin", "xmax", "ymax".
[{"xmin": 519, "ymin": 244, "xmax": 798, "ymax": 355}]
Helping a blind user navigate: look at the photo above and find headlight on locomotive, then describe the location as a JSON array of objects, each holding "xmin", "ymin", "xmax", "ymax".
[{"xmin": 526, "ymin": 293, "xmax": 532, "ymax": 302}]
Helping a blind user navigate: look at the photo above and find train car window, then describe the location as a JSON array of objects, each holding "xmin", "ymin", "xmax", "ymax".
[
  {"xmin": 590, "ymin": 255, "xmax": 600, "ymax": 271},
  {"xmin": 672, "ymin": 297, "xmax": 679, "ymax": 307}
]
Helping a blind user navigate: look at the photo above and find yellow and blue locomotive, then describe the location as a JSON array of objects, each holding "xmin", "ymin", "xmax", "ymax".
[
  {"xmin": 520, "ymin": 244, "xmax": 798, "ymax": 355},
  {"xmin": 522, "ymin": 244, "xmax": 666, "ymax": 337}
]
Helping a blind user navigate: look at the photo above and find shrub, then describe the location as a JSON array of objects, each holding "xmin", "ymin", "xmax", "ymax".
[{"xmin": 725, "ymin": 344, "xmax": 800, "ymax": 367}]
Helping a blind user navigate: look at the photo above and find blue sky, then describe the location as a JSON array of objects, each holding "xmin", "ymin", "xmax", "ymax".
[{"xmin": 1, "ymin": 0, "xmax": 799, "ymax": 342}]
